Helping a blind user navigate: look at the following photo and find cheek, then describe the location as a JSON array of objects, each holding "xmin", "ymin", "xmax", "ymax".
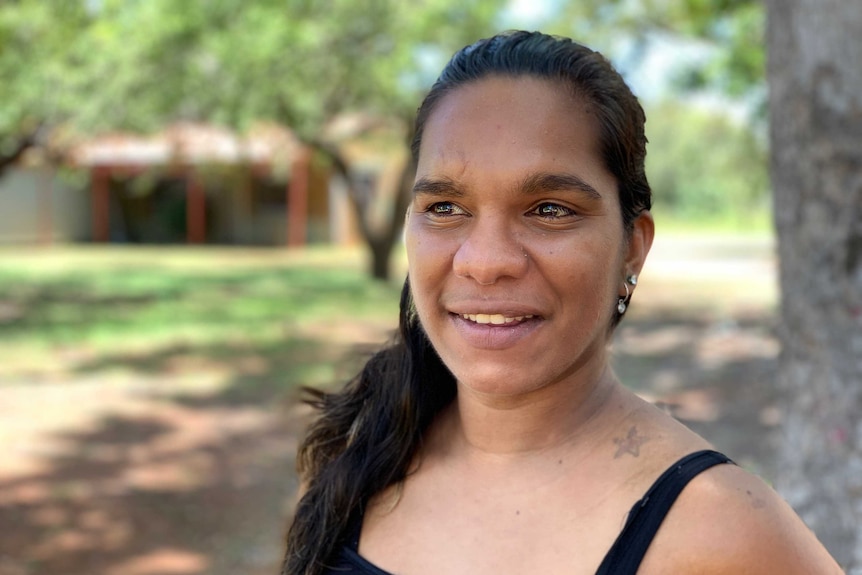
[
  {"xmin": 405, "ymin": 228, "xmax": 454, "ymax": 302},
  {"xmin": 406, "ymin": 218, "xmax": 459, "ymax": 268},
  {"xmin": 545, "ymin": 236, "xmax": 620, "ymax": 312},
  {"xmin": 405, "ymin": 227, "xmax": 426, "ymax": 280}
]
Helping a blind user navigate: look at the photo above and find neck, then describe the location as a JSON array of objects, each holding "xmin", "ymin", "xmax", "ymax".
[{"xmin": 439, "ymin": 362, "xmax": 625, "ymax": 461}]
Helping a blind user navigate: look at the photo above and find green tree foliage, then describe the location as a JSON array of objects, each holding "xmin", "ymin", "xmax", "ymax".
[
  {"xmin": 0, "ymin": 0, "xmax": 506, "ymax": 278},
  {"xmin": 0, "ymin": 1, "xmax": 89, "ymax": 168},
  {"xmin": 536, "ymin": 0, "xmax": 770, "ymax": 228},
  {"xmin": 550, "ymin": 0, "xmax": 764, "ymax": 101},
  {"xmin": 645, "ymin": 100, "xmax": 769, "ymax": 227},
  {"xmin": 47, "ymin": 0, "xmax": 502, "ymax": 136},
  {"xmin": 2, "ymin": 0, "xmax": 770, "ymax": 269}
]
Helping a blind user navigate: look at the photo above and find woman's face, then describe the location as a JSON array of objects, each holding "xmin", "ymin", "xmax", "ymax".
[{"xmin": 406, "ymin": 75, "xmax": 650, "ymax": 398}]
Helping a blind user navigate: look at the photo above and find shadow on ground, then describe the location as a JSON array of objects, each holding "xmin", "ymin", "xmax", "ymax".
[
  {"xmin": 0, "ymin": 332, "xmax": 386, "ymax": 575},
  {"xmin": 613, "ymin": 306, "xmax": 781, "ymax": 479},
  {"xmin": 0, "ymin": 302, "xmax": 781, "ymax": 575},
  {"xmin": 0, "ymin": 413, "xmax": 299, "ymax": 575}
]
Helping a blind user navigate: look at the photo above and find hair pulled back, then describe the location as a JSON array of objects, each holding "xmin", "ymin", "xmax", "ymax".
[
  {"xmin": 413, "ymin": 30, "xmax": 651, "ymax": 230},
  {"xmin": 283, "ymin": 31, "xmax": 651, "ymax": 575}
]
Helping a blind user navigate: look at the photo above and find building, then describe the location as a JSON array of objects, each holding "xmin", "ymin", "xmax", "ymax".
[{"xmin": 0, "ymin": 122, "xmax": 350, "ymax": 247}]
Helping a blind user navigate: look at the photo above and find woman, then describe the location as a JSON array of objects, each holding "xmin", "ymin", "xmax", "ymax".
[{"xmin": 283, "ymin": 31, "xmax": 842, "ymax": 575}]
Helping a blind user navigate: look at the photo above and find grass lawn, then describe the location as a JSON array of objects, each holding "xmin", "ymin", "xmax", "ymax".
[
  {"xmin": 650, "ymin": 205, "xmax": 774, "ymax": 237},
  {"xmin": 0, "ymin": 245, "xmax": 403, "ymax": 395},
  {"xmin": 0, "ymin": 245, "xmax": 411, "ymax": 575}
]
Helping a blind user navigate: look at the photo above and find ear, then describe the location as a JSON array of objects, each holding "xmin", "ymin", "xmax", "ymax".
[{"xmin": 623, "ymin": 210, "xmax": 654, "ymax": 285}]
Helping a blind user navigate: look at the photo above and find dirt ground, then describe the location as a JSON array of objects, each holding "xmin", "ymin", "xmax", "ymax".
[{"xmin": 0, "ymin": 235, "xmax": 782, "ymax": 575}]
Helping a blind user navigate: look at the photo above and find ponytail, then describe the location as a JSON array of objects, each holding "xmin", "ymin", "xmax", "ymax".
[{"xmin": 282, "ymin": 279, "xmax": 456, "ymax": 575}]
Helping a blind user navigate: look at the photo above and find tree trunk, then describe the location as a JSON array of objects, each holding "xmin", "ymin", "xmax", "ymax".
[
  {"xmin": 362, "ymin": 153, "xmax": 417, "ymax": 281},
  {"xmin": 368, "ymin": 236, "xmax": 393, "ymax": 281},
  {"xmin": 766, "ymin": 1, "xmax": 862, "ymax": 570},
  {"xmin": 310, "ymin": 126, "xmax": 417, "ymax": 282},
  {"xmin": 0, "ymin": 129, "xmax": 40, "ymax": 178}
]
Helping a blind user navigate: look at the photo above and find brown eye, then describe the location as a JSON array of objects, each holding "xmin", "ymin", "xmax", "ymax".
[
  {"xmin": 428, "ymin": 202, "xmax": 466, "ymax": 216},
  {"xmin": 534, "ymin": 203, "xmax": 575, "ymax": 219}
]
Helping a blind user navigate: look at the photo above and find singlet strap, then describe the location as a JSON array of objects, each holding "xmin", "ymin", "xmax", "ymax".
[
  {"xmin": 595, "ymin": 449, "xmax": 734, "ymax": 575},
  {"xmin": 330, "ymin": 506, "xmax": 396, "ymax": 575}
]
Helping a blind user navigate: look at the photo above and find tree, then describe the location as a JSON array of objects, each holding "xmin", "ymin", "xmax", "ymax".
[
  {"xmin": 1, "ymin": 0, "xmax": 506, "ymax": 279},
  {"xmin": 548, "ymin": 0, "xmax": 764, "ymax": 104},
  {"xmin": 215, "ymin": 0, "xmax": 506, "ymax": 279},
  {"xmin": 644, "ymin": 100, "xmax": 768, "ymax": 225},
  {"xmin": 0, "ymin": 1, "xmax": 89, "ymax": 175},
  {"xmin": 766, "ymin": 0, "xmax": 862, "ymax": 569},
  {"xmin": 544, "ymin": 1, "xmax": 861, "ymax": 565}
]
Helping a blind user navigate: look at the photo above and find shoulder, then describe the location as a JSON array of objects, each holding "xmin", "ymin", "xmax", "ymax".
[{"xmin": 640, "ymin": 461, "xmax": 843, "ymax": 574}]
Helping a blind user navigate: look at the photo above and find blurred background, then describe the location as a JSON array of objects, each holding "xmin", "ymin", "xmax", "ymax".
[{"xmin": 0, "ymin": 1, "xmax": 811, "ymax": 574}]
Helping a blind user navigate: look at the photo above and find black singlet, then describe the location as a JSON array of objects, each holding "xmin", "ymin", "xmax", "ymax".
[{"xmin": 320, "ymin": 449, "xmax": 733, "ymax": 575}]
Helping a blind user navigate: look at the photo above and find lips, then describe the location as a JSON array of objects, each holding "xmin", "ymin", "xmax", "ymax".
[{"xmin": 448, "ymin": 311, "xmax": 542, "ymax": 350}]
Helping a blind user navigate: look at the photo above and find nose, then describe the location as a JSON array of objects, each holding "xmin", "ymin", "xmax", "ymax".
[{"xmin": 452, "ymin": 215, "xmax": 529, "ymax": 285}]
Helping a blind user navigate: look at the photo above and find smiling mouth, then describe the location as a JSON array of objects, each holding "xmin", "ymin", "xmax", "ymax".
[{"xmin": 458, "ymin": 313, "xmax": 536, "ymax": 325}]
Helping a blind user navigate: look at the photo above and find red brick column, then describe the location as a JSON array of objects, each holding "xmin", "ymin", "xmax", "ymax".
[
  {"xmin": 91, "ymin": 167, "xmax": 110, "ymax": 242},
  {"xmin": 287, "ymin": 149, "xmax": 311, "ymax": 247},
  {"xmin": 187, "ymin": 173, "xmax": 206, "ymax": 244}
]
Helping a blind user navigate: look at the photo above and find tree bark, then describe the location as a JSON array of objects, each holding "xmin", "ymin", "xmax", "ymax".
[
  {"xmin": 0, "ymin": 128, "xmax": 41, "ymax": 178},
  {"xmin": 372, "ymin": 150, "xmax": 416, "ymax": 281},
  {"xmin": 310, "ymin": 125, "xmax": 416, "ymax": 282},
  {"xmin": 766, "ymin": 1, "xmax": 862, "ymax": 570}
]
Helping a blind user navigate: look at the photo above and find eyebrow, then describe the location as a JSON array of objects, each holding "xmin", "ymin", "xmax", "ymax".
[
  {"xmin": 412, "ymin": 172, "xmax": 603, "ymax": 200},
  {"xmin": 412, "ymin": 176, "xmax": 464, "ymax": 197},
  {"xmin": 520, "ymin": 172, "xmax": 602, "ymax": 200}
]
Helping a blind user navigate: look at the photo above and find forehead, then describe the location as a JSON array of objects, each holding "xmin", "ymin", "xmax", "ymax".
[{"xmin": 416, "ymin": 75, "xmax": 610, "ymax": 190}]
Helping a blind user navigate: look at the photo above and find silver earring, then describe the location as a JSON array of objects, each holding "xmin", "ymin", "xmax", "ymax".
[
  {"xmin": 617, "ymin": 282, "xmax": 630, "ymax": 314},
  {"xmin": 626, "ymin": 274, "xmax": 638, "ymax": 286}
]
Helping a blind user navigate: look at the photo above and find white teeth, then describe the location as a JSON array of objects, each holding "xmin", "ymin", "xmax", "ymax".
[{"xmin": 461, "ymin": 313, "xmax": 535, "ymax": 325}]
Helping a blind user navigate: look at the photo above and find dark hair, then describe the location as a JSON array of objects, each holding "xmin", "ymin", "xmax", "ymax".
[
  {"xmin": 282, "ymin": 31, "xmax": 651, "ymax": 575},
  {"xmin": 282, "ymin": 282, "xmax": 455, "ymax": 575},
  {"xmin": 412, "ymin": 30, "xmax": 651, "ymax": 231}
]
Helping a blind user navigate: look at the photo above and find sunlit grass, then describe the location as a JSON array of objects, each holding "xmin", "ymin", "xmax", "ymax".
[
  {"xmin": 651, "ymin": 205, "xmax": 774, "ymax": 237},
  {"xmin": 0, "ymin": 247, "xmax": 400, "ymax": 349},
  {"xmin": 0, "ymin": 246, "xmax": 403, "ymax": 393}
]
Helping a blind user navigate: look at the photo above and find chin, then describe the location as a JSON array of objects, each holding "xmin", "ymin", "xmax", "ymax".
[{"xmin": 451, "ymin": 365, "xmax": 546, "ymax": 397}]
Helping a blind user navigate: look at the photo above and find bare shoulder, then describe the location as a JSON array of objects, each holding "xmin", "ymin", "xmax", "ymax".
[{"xmin": 641, "ymin": 462, "xmax": 844, "ymax": 574}]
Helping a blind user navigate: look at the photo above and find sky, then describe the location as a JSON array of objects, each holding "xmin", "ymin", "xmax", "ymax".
[
  {"xmin": 501, "ymin": 0, "xmax": 682, "ymax": 101},
  {"xmin": 499, "ymin": 0, "xmax": 748, "ymax": 116},
  {"xmin": 502, "ymin": 0, "xmax": 558, "ymax": 26}
]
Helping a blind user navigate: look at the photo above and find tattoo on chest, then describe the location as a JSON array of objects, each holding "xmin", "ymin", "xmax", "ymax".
[{"xmin": 613, "ymin": 425, "xmax": 650, "ymax": 458}]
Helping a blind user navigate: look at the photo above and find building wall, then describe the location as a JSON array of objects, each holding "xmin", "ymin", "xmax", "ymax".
[
  {"xmin": 0, "ymin": 161, "xmax": 341, "ymax": 247},
  {"xmin": 207, "ymin": 161, "xmax": 334, "ymax": 246},
  {"xmin": 0, "ymin": 167, "xmax": 89, "ymax": 244},
  {"xmin": 305, "ymin": 161, "xmax": 332, "ymax": 243}
]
